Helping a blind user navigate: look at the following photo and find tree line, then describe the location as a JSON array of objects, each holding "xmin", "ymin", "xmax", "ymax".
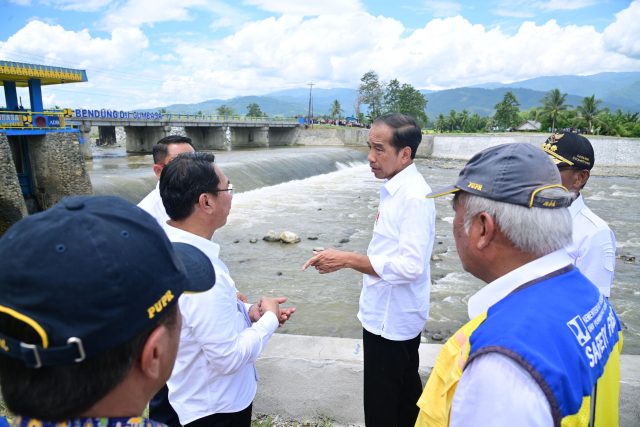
[{"xmin": 353, "ymin": 70, "xmax": 639, "ymax": 137}]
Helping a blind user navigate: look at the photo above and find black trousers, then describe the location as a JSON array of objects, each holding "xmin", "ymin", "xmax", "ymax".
[
  {"xmin": 149, "ymin": 384, "xmax": 181, "ymax": 427},
  {"xmin": 184, "ymin": 403, "xmax": 252, "ymax": 427},
  {"xmin": 363, "ymin": 328, "xmax": 423, "ymax": 427}
]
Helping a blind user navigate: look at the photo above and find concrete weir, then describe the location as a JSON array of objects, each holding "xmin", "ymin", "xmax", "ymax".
[{"xmin": 255, "ymin": 334, "xmax": 640, "ymax": 426}]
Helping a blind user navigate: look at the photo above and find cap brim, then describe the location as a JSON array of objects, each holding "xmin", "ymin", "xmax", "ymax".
[
  {"xmin": 172, "ymin": 242, "xmax": 215, "ymax": 293},
  {"xmin": 426, "ymin": 186, "xmax": 460, "ymax": 199}
]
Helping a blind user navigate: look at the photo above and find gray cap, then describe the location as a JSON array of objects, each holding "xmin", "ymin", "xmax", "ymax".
[{"xmin": 426, "ymin": 143, "xmax": 574, "ymax": 208}]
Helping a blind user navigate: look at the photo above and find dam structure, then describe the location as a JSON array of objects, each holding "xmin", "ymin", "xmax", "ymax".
[
  {"xmin": 68, "ymin": 109, "xmax": 300, "ymax": 155},
  {"xmin": 0, "ymin": 60, "xmax": 92, "ymax": 233}
]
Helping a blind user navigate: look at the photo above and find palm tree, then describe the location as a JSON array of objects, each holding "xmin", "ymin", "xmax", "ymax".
[
  {"xmin": 447, "ymin": 110, "xmax": 458, "ymax": 131},
  {"xmin": 541, "ymin": 89, "xmax": 570, "ymax": 132},
  {"xmin": 330, "ymin": 99, "xmax": 343, "ymax": 119},
  {"xmin": 577, "ymin": 95, "xmax": 602, "ymax": 134}
]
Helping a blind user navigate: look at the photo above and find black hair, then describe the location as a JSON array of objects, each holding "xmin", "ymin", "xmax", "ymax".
[
  {"xmin": 160, "ymin": 152, "xmax": 219, "ymax": 221},
  {"xmin": 152, "ymin": 135, "xmax": 194, "ymax": 164},
  {"xmin": 373, "ymin": 113, "xmax": 422, "ymax": 159},
  {"xmin": 0, "ymin": 305, "xmax": 179, "ymax": 421}
]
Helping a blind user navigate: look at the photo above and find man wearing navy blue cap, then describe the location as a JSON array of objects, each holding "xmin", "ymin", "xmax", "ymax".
[
  {"xmin": 541, "ymin": 132, "xmax": 616, "ymax": 297},
  {"xmin": 415, "ymin": 143, "xmax": 622, "ymax": 427},
  {"xmin": 0, "ymin": 195, "xmax": 215, "ymax": 427}
]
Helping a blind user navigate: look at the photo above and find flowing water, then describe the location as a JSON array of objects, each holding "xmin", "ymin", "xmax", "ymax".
[{"xmin": 88, "ymin": 145, "xmax": 640, "ymax": 354}]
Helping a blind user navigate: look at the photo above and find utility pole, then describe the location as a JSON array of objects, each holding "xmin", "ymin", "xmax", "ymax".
[{"xmin": 307, "ymin": 82, "xmax": 314, "ymax": 128}]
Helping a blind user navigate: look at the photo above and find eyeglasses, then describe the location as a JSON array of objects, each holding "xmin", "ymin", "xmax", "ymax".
[{"xmin": 210, "ymin": 183, "xmax": 233, "ymax": 194}]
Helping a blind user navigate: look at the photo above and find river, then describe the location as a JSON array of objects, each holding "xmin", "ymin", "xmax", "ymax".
[{"xmin": 88, "ymin": 145, "xmax": 640, "ymax": 354}]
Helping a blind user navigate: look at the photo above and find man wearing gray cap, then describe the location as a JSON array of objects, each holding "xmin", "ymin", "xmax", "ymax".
[
  {"xmin": 0, "ymin": 195, "xmax": 215, "ymax": 427},
  {"xmin": 542, "ymin": 132, "xmax": 616, "ymax": 297},
  {"xmin": 414, "ymin": 144, "xmax": 622, "ymax": 427}
]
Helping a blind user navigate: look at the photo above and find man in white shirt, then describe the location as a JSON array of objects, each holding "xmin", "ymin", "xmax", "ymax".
[
  {"xmin": 139, "ymin": 135, "xmax": 195, "ymax": 427},
  {"xmin": 303, "ymin": 113, "xmax": 435, "ymax": 427},
  {"xmin": 541, "ymin": 132, "xmax": 616, "ymax": 296},
  {"xmin": 138, "ymin": 135, "xmax": 195, "ymax": 227},
  {"xmin": 416, "ymin": 143, "xmax": 622, "ymax": 427},
  {"xmin": 159, "ymin": 152, "xmax": 295, "ymax": 427}
]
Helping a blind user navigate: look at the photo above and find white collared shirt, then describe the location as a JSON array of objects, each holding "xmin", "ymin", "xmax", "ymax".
[
  {"xmin": 357, "ymin": 163, "xmax": 435, "ymax": 341},
  {"xmin": 451, "ymin": 250, "xmax": 574, "ymax": 427},
  {"xmin": 164, "ymin": 224, "xmax": 279, "ymax": 424},
  {"xmin": 566, "ymin": 194, "xmax": 616, "ymax": 297},
  {"xmin": 137, "ymin": 182, "xmax": 169, "ymax": 227}
]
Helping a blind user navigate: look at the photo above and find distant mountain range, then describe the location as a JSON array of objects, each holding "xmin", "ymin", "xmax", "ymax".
[{"xmin": 155, "ymin": 72, "xmax": 640, "ymax": 119}]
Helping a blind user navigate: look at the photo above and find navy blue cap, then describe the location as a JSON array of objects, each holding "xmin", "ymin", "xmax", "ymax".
[
  {"xmin": 542, "ymin": 132, "xmax": 595, "ymax": 170},
  {"xmin": 0, "ymin": 195, "xmax": 214, "ymax": 368},
  {"xmin": 426, "ymin": 143, "xmax": 574, "ymax": 208}
]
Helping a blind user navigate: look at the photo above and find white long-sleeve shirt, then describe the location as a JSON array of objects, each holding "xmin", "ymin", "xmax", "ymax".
[
  {"xmin": 358, "ymin": 163, "xmax": 435, "ymax": 341},
  {"xmin": 164, "ymin": 224, "xmax": 279, "ymax": 424},
  {"xmin": 137, "ymin": 182, "xmax": 169, "ymax": 227},
  {"xmin": 566, "ymin": 194, "xmax": 616, "ymax": 297}
]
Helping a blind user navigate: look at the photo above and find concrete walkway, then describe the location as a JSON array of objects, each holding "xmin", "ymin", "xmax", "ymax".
[{"xmin": 254, "ymin": 334, "xmax": 640, "ymax": 426}]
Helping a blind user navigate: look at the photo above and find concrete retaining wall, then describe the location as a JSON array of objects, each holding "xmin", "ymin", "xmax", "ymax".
[
  {"xmin": 294, "ymin": 129, "xmax": 640, "ymax": 170},
  {"xmin": 294, "ymin": 127, "xmax": 369, "ymax": 146},
  {"xmin": 430, "ymin": 133, "xmax": 640, "ymax": 169}
]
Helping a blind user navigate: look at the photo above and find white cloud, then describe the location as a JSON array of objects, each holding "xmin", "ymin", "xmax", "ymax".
[
  {"xmin": 422, "ymin": 1, "xmax": 463, "ymax": 18},
  {"xmin": 5, "ymin": 2, "xmax": 639, "ymax": 109},
  {"xmin": 242, "ymin": 0, "xmax": 364, "ymax": 16},
  {"xmin": 0, "ymin": 20, "xmax": 148, "ymax": 69},
  {"xmin": 9, "ymin": 0, "xmax": 32, "ymax": 6},
  {"xmin": 145, "ymin": 10, "xmax": 640, "ymax": 109},
  {"xmin": 603, "ymin": 0, "xmax": 640, "ymax": 59},
  {"xmin": 102, "ymin": 0, "xmax": 207, "ymax": 28},
  {"xmin": 155, "ymin": 13, "xmax": 404, "ymax": 102},
  {"xmin": 493, "ymin": 8, "xmax": 535, "ymax": 18},
  {"xmin": 535, "ymin": 0, "xmax": 598, "ymax": 11},
  {"xmin": 41, "ymin": 0, "xmax": 112, "ymax": 12}
]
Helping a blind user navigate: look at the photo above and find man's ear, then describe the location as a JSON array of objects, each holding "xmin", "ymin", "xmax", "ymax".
[
  {"xmin": 475, "ymin": 212, "xmax": 496, "ymax": 250},
  {"xmin": 401, "ymin": 146, "xmax": 412, "ymax": 163},
  {"xmin": 577, "ymin": 169, "xmax": 590, "ymax": 189},
  {"xmin": 138, "ymin": 326, "xmax": 167, "ymax": 380},
  {"xmin": 152, "ymin": 164, "xmax": 164, "ymax": 179},
  {"xmin": 198, "ymin": 193, "xmax": 215, "ymax": 212}
]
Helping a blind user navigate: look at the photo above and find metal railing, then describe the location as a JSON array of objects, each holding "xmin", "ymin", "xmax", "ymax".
[{"xmin": 66, "ymin": 108, "xmax": 300, "ymax": 125}]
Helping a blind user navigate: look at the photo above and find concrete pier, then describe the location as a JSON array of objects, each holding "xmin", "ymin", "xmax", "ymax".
[
  {"xmin": 255, "ymin": 334, "xmax": 640, "ymax": 426},
  {"xmin": 184, "ymin": 126, "xmax": 227, "ymax": 150}
]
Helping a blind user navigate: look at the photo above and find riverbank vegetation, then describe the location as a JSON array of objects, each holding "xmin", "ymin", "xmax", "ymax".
[{"xmin": 347, "ymin": 70, "xmax": 640, "ymax": 137}]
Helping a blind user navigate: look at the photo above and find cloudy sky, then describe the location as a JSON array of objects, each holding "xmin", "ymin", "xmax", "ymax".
[{"xmin": 1, "ymin": 0, "xmax": 639, "ymax": 110}]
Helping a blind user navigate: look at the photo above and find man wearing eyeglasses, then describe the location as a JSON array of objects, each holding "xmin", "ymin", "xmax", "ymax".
[
  {"xmin": 159, "ymin": 152, "xmax": 295, "ymax": 427},
  {"xmin": 541, "ymin": 132, "xmax": 616, "ymax": 297}
]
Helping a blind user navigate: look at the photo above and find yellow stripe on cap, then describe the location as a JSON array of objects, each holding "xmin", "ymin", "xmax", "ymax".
[
  {"xmin": 528, "ymin": 184, "xmax": 569, "ymax": 208},
  {"xmin": 426, "ymin": 187, "xmax": 460, "ymax": 199},
  {"xmin": 0, "ymin": 305, "xmax": 49, "ymax": 348},
  {"xmin": 542, "ymin": 147, "xmax": 574, "ymax": 166}
]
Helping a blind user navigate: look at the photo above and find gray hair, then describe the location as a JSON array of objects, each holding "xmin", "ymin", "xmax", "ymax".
[{"xmin": 457, "ymin": 188, "xmax": 572, "ymax": 256}]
